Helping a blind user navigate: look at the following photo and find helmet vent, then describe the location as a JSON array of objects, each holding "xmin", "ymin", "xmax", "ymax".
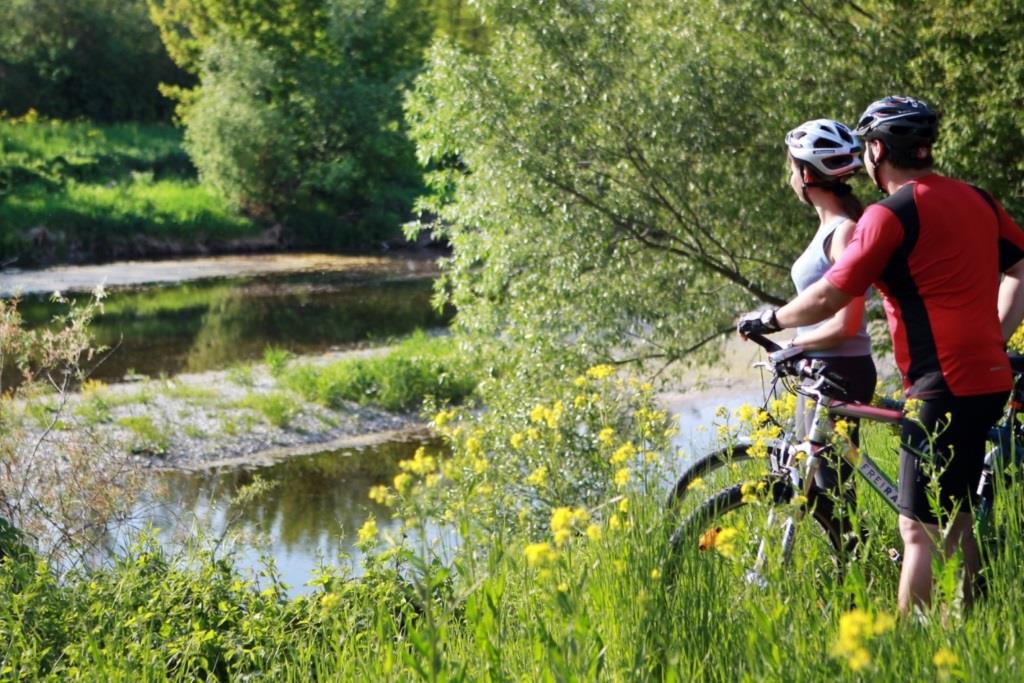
[{"xmin": 822, "ymin": 155, "xmax": 854, "ymax": 170}]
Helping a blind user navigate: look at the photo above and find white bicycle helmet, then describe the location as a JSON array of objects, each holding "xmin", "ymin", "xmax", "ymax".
[{"xmin": 785, "ymin": 119, "xmax": 863, "ymax": 178}]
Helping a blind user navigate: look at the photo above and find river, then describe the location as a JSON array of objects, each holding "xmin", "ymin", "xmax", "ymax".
[{"xmin": 3, "ymin": 252, "xmax": 761, "ymax": 594}]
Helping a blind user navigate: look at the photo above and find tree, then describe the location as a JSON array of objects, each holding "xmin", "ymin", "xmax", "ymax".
[
  {"xmin": 407, "ymin": 1, "xmax": 1023, "ymax": 375},
  {"xmin": 0, "ymin": 0, "xmax": 189, "ymax": 121},
  {"xmin": 151, "ymin": 0, "xmax": 436, "ymax": 244}
]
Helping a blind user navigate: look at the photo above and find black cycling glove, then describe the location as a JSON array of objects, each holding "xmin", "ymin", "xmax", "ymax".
[{"xmin": 737, "ymin": 308, "xmax": 781, "ymax": 337}]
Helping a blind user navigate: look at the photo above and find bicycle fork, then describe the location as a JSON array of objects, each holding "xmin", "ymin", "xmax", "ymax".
[{"xmin": 746, "ymin": 444, "xmax": 823, "ymax": 586}]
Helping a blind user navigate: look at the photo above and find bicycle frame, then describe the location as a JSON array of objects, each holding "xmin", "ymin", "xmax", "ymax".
[
  {"xmin": 802, "ymin": 394, "xmax": 903, "ymax": 512},
  {"xmin": 690, "ymin": 333, "xmax": 1024, "ymax": 584}
]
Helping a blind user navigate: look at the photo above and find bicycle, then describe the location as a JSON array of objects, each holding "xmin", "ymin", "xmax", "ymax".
[{"xmin": 666, "ymin": 332, "xmax": 1024, "ymax": 583}]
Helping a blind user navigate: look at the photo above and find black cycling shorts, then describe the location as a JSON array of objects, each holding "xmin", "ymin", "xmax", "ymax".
[{"xmin": 897, "ymin": 391, "xmax": 1008, "ymax": 524}]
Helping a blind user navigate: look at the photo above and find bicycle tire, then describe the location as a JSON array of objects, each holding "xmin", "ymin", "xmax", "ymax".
[
  {"xmin": 668, "ymin": 479, "xmax": 854, "ymax": 586},
  {"xmin": 666, "ymin": 439, "xmax": 788, "ymax": 509}
]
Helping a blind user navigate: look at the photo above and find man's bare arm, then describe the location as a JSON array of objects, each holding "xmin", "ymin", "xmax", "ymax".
[
  {"xmin": 776, "ymin": 277, "xmax": 853, "ymax": 330},
  {"xmin": 999, "ymin": 258, "xmax": 1024, "ymax": 340}
]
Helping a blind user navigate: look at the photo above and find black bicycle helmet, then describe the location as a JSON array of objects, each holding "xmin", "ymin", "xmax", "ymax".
[{"xmin": 853, "ymin": 96, "xmax": 938, "ymax": 149}]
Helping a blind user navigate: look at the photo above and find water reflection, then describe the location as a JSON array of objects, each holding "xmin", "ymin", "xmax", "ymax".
[
  {"xmin": 12, "ymin": 272, "xmax": 449, "ymax": 381},
  {"xmin": 143, "ymin": 438, "xmax": 447, "ymax": 593}
]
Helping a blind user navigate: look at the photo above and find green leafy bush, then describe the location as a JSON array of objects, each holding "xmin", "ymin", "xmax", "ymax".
[{"xmin": 282, "ymin": 332, "xmax": 477, "ymax": 412}]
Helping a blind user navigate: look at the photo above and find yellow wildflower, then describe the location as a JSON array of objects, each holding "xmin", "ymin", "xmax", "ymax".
[
  {"xmin": 399, "ymin": 447, "xmax": 436, "ymax": 476},
  {"xmin": 574, "ymin": 394, "xmax": 587, "ymax": 408},
  {"xmin": 357, "ymin": 517, "xmax": 378, "ymax": 544},
  {"xmin": 650, "ymin": 568, "xmax": 661, "ymax": 579},
  {"xmin": 687, "ymin": 477, "xmax": 705, "ymax": 491},
  {"xmin": 846, "ymin": 647, "xmax": 871, "ymax": 672},
  {"xmin": 713, "ymin": 527, "xmax": 739, "ymax": 558},
  {"xmin": 613, "ymin": 559, "xmax": 626, "ymax": 573},
  {"xmin": 557, "ymin": 582, "xmax": 569, "ymax": 593},
  {"xmin": 586, "ymin": 364, "xmax": 615, "ymax": 380},
  {"xmin": 529, "ymin": 404, "xmax": 547, "ymax": 423},
  {"xmin": 614, "ymin": 467, "xmax": 631, "ymax": 488},
  {"xmin": 368, "ymin": 485, "xmax": 389, "ymax": 504},
  {"xmin": 598, "ymin": 427, "xmax": 616, "ymax": 446},
  {"xmin": 320, "ymin": 592, "xmax": 340, "ymax": 610},
  {"xmin": 872, "ymin": 612, "xmax": 895, "ymax": 635},
  {"xmin": 585, "ymin": 523, "xmax": 602, "ymax": 542},
  {"xmin": 524, "ymin": 542, "xmax": 557, "ymax": 567},
  {"xmin": 832, "ymin": 609, "xmax": 893, "ymax": 672},
  {"xmin": 734, "ymin": 403, "xmax": 755, "ymax": 424},
  {"xmin": 834, "ymin": 419, "xmax": 853, "ymax": 441},
  {"xmin": 466, "ymin": 436, "xmax": 483, "ymax": 456},
  {"xmin": 546, "ymin": 400, "xmax": 564, "ymax": 428},
  {"xmin": 574, "ymin": 375, "xmax": 587, "ymax": 387},
  {"xmin": 472, "ymin": 457, "xmax": 488, "ymax": 474},
  {"xmin": 933, "ymin": 648, "xmax": 959, "ymax": 668},
  {"xmin": 527, "ymin": 427, "xmax": 540, "ymax": 441},
  {"xmin": 905, "ymin": 397, "xmax": 923, "ymax": 422},
  {"xmin": 425, "ymin": 474, "xmax": 441, "ymax": 488},
  {"xmin": 526, "ymin": 465, "xmax": 548, "ymax": 486},
  {"xmin": 551, "ymin": 506, "xmax": 589, "ymax": 546},
  {"xmin": 610, "ymin": 442, "xmax": 636, "ymax": 465},
  {"xmin": 510, "ymin": 432, "xmax": 525, "ymax": 449},
  {"xmin": 608, "ymin": 514, "xmax": 622, "ymax": 531},
  {"xmin": 618, "ymin": 498, "xmax": 629, "ymax": 514},
  {"xmin": 433, "ymin": 409, "xmax": 456, "ymax": 429},
  {"xmin": 393, "ymin": 472, "xmax": 413, "ymax": 494}
]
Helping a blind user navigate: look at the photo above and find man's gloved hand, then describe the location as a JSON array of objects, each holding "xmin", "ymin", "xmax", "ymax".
[{"xmin": 737, "ymin": 308, "xmax": 781, "ymax": 337}]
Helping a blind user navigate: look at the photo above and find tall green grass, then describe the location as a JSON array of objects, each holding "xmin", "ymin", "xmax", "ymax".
[
  {"xmin": 3, "ymin": 369, "xmax": 1023, "ymax": 680},
  {"xmin": 0, "ymin": 116, "xmax": 257, "ymax": 262},
  {"xmin": 280, "ymin": 331, "xmax": 478, "ymax": 412}
]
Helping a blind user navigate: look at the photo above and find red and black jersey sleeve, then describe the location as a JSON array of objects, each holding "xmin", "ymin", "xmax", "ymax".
[
  {"xmin": 825, "ymin": 203, "xmax": 903, "ymax": 297},
  {"xmin": 970, "ymin": 186, "xmax": 1024, "ymax": 271}
]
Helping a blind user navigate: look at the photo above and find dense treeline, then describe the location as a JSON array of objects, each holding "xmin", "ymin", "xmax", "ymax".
[
  {"xmin": 0, "ymin": 0, "xmax": 191, "ymax": 122},
  {"xmin": 407, "ymin": 0, "xmax": 1024, "ymax": 374},
  {"xmin": 0, "ymin": 0, "xmax": 486, "ymax": 260}
]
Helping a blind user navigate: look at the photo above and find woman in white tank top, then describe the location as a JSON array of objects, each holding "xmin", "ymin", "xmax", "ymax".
[{"xmin": 784, "ymin": 119, "xmax": 877, "ymax": 494}]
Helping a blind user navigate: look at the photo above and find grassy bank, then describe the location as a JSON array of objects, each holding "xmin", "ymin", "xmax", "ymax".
[
  {"xmin": 0, "ymin": 113, "xmax": 258, "ymax": 265},
  {"xmin": 4, "ymin": 366, "xmax": 1021, "ymax": 680},
  {"xmin": 279, "ymin": 331, "xmax": 477, "ymax": 412}
]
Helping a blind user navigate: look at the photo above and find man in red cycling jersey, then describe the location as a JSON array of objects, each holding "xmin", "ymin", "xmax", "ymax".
[{"xmin": 740, "ymin": 96, "xmax": 1024, "ymax": 614}]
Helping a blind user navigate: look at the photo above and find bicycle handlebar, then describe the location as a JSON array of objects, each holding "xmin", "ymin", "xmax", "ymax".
[{"xmin": 743, "ymin": 331, "xmax": 851, "ymax": 397}]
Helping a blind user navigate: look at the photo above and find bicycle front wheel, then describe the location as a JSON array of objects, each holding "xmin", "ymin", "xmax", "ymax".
[
  {"xmin": 669, "ymin": 479, "xmax": 850, "ymax": 590},
  {"xmin": 666, "ymin": 439, "xmax": 788, "ymax": 509}
]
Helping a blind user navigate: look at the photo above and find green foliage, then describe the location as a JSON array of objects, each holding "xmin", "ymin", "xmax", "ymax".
[
  {"xmin": 0, "ymin": 0, "xmax": 190, "ymax": 121},
  {"xmin": 407, "ymin": 0, "xmax": 1024, "ymax": 373},
  {"xmin": 241, "ymin": 391, "xmax": 301, "ymax": 428},
  {"xmin": 263, "ymin": 347, "xmax": 296, "ymax": 378},
  {"xmin": 159, "ymin": 0, "xmax": 435, "ymax": 245},
  {"xmin": 117, "ymin": 415, "xmax": 170, "ymax": 455},
  {"xmin": 8, "ymin": 367, "xmax": 1024, "ymax": 679},
  {"xmin": 1, "ymin": 293, "xmax": 144, "ymax": 565},
  {"xmin": 282, "ymin": 332, "xmax": 477, "ymax": 412},
  {"xmin": 0, "ymin": 118, "xmax": 256, "ymax": 264},
  {"xmin": 912, "ymin": 1, "xmax": 1024, "ymax": 206}
]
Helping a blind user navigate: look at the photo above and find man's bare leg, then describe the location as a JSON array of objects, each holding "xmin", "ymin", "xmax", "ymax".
[
  {"xmin": 944, "ymin": 512, "xmax": 979, "ymax": 608},
  {"xmin": 898, "ymin": 514, "xmax": 937, "ymax": 613},
  {"xmin": 898, "ymin": 512, "xmax": 978, "ymax": 614}
]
